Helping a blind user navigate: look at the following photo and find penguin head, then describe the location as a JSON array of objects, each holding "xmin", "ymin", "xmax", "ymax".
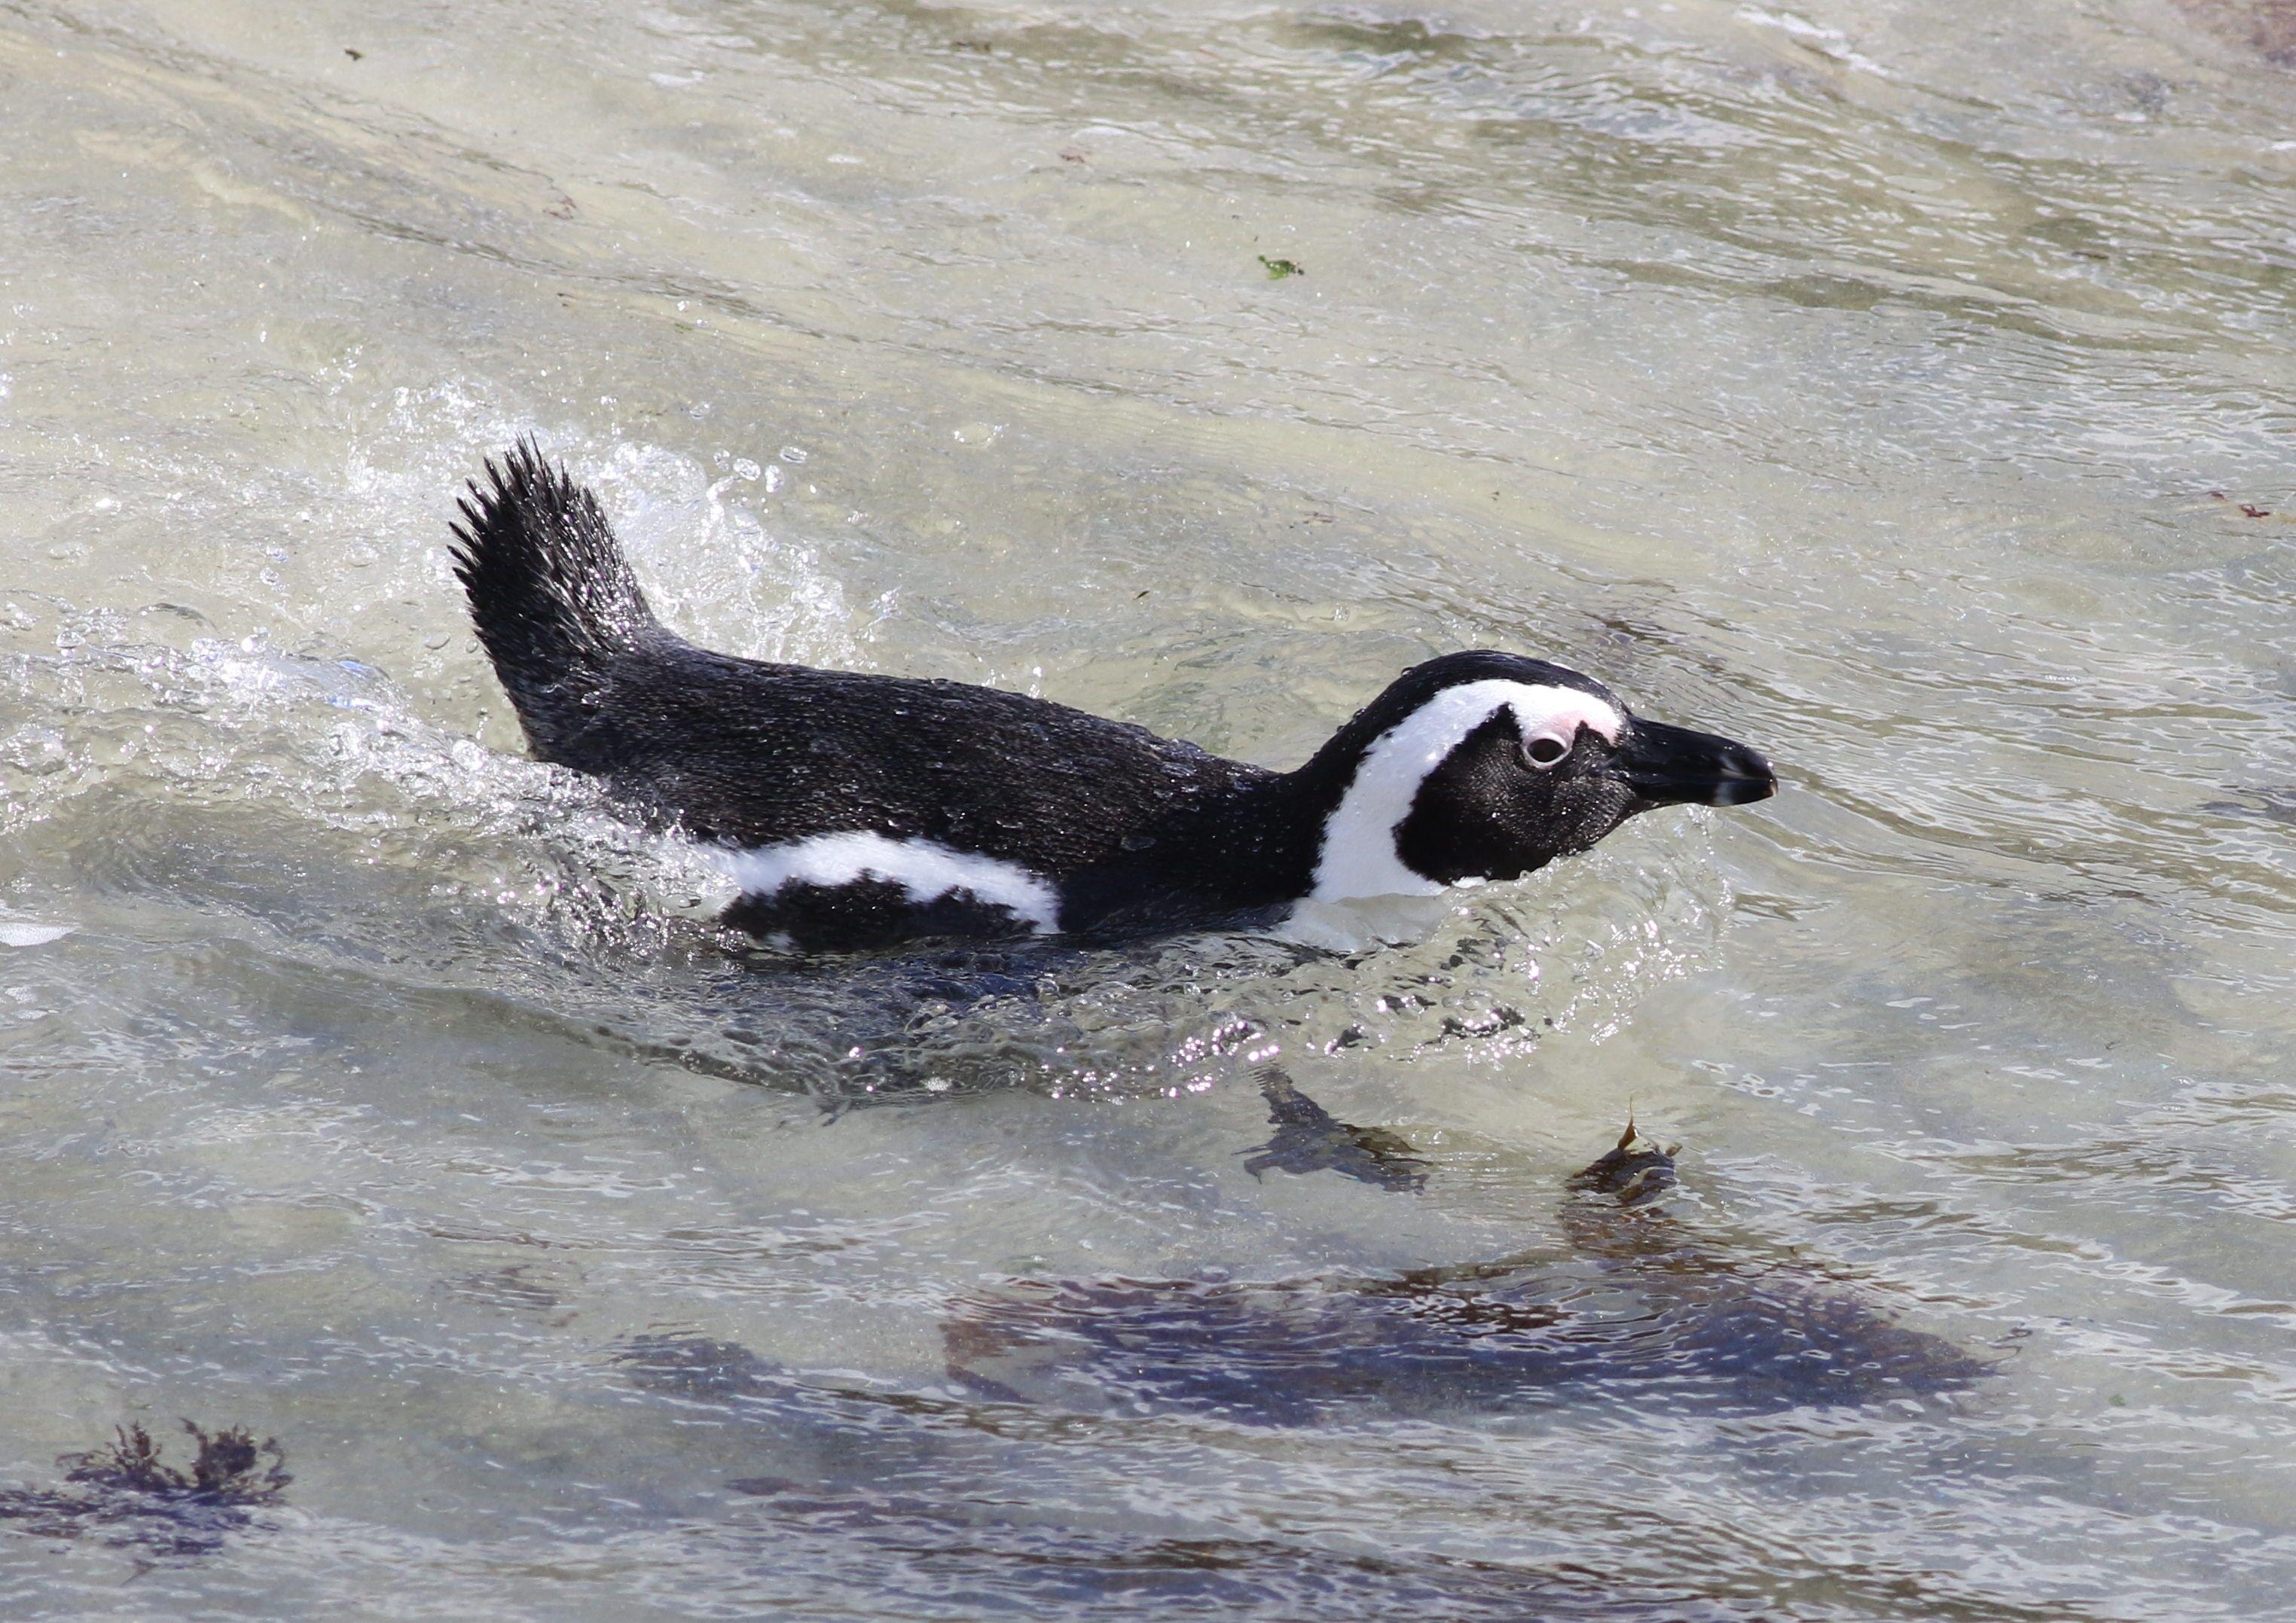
[{"xmin": 1303, "ymin": 651, "xmax": 1775, "ymax": 901}]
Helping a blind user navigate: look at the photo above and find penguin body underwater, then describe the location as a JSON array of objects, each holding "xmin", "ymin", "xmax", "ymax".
[{"xmin": 450, "ymin": 442, "xmax": 1775, "ymax": 952}]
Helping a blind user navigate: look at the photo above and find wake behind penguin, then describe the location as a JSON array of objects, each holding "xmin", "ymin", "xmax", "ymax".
[{"xmin": 450, "ymin": 441, "xmax": 1775, "ymax": 954}]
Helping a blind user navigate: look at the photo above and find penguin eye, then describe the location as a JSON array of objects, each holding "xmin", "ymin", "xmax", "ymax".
[{"xmin": 1523, "ymin": 732, "xmax": 1571, "ymax": 770}]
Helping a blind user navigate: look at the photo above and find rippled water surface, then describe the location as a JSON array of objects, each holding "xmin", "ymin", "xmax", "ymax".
[{"xmin": 5, "ymin": 0, "xmax": 2296, "ymax": 1615}]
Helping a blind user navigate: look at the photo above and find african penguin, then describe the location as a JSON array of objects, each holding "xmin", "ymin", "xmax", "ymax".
[{"xmin": 450, "ymin": 442, "xmax": 1775, "ymax": 952}]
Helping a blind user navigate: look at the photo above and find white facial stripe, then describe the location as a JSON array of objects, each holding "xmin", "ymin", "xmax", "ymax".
[
  {"xmin": 719, "ymin": 832, "xmax": 1061, "ymax": 934},
  {"xmin": 1308, "ymin": 679, "xmax": 1623, "ymax": 902}
]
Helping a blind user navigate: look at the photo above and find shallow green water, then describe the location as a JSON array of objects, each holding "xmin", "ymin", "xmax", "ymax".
[{"xmin": 4, "ymin": 0, "xmax": 2295, "ymax": 1616}]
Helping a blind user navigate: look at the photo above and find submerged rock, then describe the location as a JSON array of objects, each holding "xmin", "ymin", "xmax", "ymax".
[
  {"xmin": 2173, "ymin": 0, "xmax": 2296, "ymax": 65},
  {"xmin": 617, "ymin": 1333, "xmax": 792, "ymax": 1405},
  {"xmin": 948, "ymin": 1118, "xmax": 1989, "ymax": 1424},
  {"xmin": 716, "ymin": 1473, "xmax": 1745, "ymax": 1621},
  {"xmin": 612, "ymin": 1332, "xmax": 1766, "ymax": 1617}
]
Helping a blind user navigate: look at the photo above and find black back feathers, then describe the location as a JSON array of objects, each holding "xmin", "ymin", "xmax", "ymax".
[{"xmin": 448, "ymin": 441, "xmax": 661, "ymax": 770}]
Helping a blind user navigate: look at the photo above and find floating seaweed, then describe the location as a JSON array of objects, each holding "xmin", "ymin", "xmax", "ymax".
[{"xmin": 0, "ymin": 1420, "xmax": 290, "ymax": 1558}]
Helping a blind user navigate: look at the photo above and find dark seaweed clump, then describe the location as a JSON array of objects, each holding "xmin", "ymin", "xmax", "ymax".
[
  {"xmin": 1568, "ymin": 1117, "xmax": 1680, "ymax": 1204},
  {"xmin": 0, "ymin": 1420, "xmax": 289, "ymax": 1557}
]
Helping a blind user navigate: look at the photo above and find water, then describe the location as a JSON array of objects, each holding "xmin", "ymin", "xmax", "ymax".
[{"xmin": 4, "ymin": 0, "xmax": 2295, "ymax": 1615}]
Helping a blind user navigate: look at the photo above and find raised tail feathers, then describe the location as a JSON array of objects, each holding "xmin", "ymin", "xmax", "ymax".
[{"xmin": 449, "ymin": 440, "xmax": 661, "ymax": 767}]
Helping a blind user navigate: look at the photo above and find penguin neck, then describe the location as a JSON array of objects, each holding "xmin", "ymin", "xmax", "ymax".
[
  {"xmin": 1271, "ymin": 715, "xmax": 1435, "ymax": 904},
  {"xmin": 1275, "ymin": 726, "xmax": 1385, "ymax": 841},
  {"xmin": 1137, "ymin": 720, "xmax": 1416, "ymax": 917}
]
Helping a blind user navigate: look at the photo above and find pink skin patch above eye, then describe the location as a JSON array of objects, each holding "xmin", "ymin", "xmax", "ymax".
[{"xmin": 1515, "ymin": 693, "xmax": 1623, "ymax": 755}]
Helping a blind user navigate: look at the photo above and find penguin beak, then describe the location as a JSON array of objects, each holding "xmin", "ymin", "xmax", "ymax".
[{"xmin": 1614, "ymin": 718, "xmax": 1777, "ymax": 807}]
